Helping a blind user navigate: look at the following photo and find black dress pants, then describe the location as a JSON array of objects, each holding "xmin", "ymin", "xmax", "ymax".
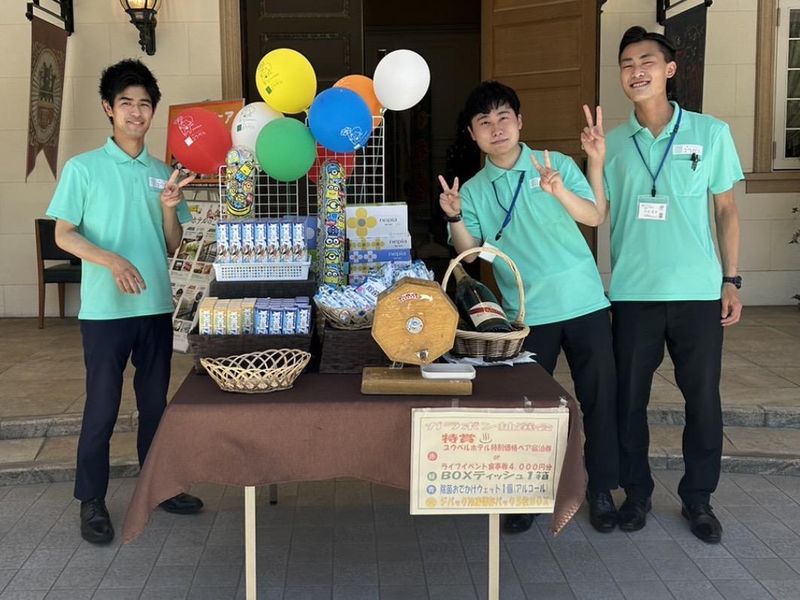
[
  {"xmin": 522, "ymin": 308, "xmax": 618, "ymax": 492},
  {"xmin": 75, "ymin": 313, "xmax": 173, "ymax": 502},
  {"xmin": 612, "ymin": 301, "xmax": 723, "ymax": 506}
]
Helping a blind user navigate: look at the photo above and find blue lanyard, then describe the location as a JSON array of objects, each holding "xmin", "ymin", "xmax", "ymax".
[
  {"xmin": 632, "ymin": 106, "xmax": 683, "ymax": 198},
  {"xmin": 491, "ymin": 172, "xmax": 525, "ymax": 241}
]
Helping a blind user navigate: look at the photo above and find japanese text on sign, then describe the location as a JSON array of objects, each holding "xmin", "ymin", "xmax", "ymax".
[{"xmin": 410, "ymin": 408, "xmax": 569, "ymax": 515}]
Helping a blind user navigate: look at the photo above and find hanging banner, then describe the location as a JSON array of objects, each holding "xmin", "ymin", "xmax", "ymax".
[
  {"xmin": 26, "ymin": 16, "xmax": 67, "ymax": 180},
  {"xmin": 664, "ymin": 3, "xmax": 709, "ymax": 113}
]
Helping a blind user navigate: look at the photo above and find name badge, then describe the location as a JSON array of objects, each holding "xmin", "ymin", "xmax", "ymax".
[
  {"xmin": 479, "ymin": 241, "xmax": 497, "ymax": 263},
  {"xmin": 637, "ymin": 195, "xmax": 669, "ymax": 221},
  {"xmin": 149, "ymin": 177, "xmax": 167, "ymax": 190},
  {"xmin": 529, "ymin": 177, "xmax": 541, "ymax": 189},
  {"xmin": 673, "ymin": 144, "xmax": 703, "ymax": 156}
]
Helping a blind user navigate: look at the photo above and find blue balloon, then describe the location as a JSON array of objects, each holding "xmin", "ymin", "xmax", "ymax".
[{"xmin": 309, "ymin": 88, "xmax": 373, "ymax": 153}]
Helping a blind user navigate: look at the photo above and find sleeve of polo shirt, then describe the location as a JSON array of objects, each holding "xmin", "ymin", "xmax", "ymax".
[
  {"xmin": 707, "ymin": 123, "xmax": 744, "ymax": 195},
  {"xmin": 557, "ymin": 153, "xmax": 596, "ymax": 203},
  {"xmin": 45, "ymin": 159, "xmax": 86, "ymax": 227},
  {"xmin": 456, "ymin": 183, "xmax": 483, "ymax": 243}
]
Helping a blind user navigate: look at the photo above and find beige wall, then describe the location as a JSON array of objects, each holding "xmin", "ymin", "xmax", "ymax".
[
  {"xmin": 2, "ymin": 0, "xmax": 798, "ymax": 316},
  {"xmin": 0, "ymin": 0, "xmax": 221, "ymax": 317},
  {"xmin": 599, "ymin": 0, "xmax": 800, "ymax": 305}
]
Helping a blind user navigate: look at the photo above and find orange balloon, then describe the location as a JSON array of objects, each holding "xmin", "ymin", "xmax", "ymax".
[{"xmin": 334, "ymin": 75, "xmax": 382, "ymax": 118}]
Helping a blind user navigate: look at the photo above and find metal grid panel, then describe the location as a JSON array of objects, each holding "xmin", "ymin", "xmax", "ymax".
[{"xmin": 219, "ymin": 117, "xmax": 386, "ymax": 220}]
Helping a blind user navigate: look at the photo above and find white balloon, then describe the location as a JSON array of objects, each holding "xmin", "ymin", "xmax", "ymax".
[
  {"xmin": 373, "ymin": 49, "xmax": 431, "ymax": 111},
  {"xmin": 230, "ymin": 102, "xmax": 282, "ymax": 152}
]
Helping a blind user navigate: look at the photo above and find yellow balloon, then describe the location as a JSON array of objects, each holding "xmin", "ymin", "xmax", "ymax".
[{"xmin": 255, "ymin": 49, "xmax": 317, "ymax": 114}]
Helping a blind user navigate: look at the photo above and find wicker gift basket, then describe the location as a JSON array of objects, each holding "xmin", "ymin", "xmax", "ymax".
[
  {"xmin": 200, "ymin": 348, "xmax": 311, "ymax": 394},
  {"xmin": 441, "ymin": 246, "xmax": 530, "ymax": 361}
]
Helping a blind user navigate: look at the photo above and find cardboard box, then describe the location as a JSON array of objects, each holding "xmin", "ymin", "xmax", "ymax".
[
  {"xmin": 345, "ymin": 203, "xmax": 408, "ymax": 239},
  {"xmin": 348, "ymin": 248, "xmax": 412, "ymax": 264},
  {"xmin": 348, "ymin": 233, "xmax": 412, "ymax": 251}
]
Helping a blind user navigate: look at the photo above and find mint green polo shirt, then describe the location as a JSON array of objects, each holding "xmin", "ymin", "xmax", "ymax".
[
  {"xmin": 455, "ymin": 143, "xmax": 609, "ymax": 326},
  {"xmin": 47, "ymin": 137, "xmax": 191, "ymax": 320},
  {"xmin": 604, "ymin": 103, "xmax": 744, "ymax": 301}
]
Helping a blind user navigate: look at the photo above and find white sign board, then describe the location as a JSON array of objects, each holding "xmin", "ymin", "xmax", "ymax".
[{"xmin": 410, "ymin": 408, "xmax": 569, "ymax": 515}]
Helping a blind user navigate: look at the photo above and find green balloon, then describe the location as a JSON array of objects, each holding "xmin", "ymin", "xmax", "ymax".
[{"xmin": 255, "ymin": 117, "xmax": 317, "ymax": 182}]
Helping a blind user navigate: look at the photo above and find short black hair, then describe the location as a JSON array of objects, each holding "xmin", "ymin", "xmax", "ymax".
[
  {"xmin": 99, "ymin": 59, "xmax": 161, "ymax": 116},
  {"xmin": 462, "ymin": 81, "xmax": 521, "ymax": 124},
  {"xmin": 618, "ymin": 26, "xmax": 677, "ymax": 63}
]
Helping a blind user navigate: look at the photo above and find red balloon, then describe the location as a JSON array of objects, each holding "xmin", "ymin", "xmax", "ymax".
[
  {"xmin": 167, "ymin": 107, "xmax": 232, "ymax": 175},
  {"xmin": 308, "ymin": 143, "xmax": 356, "ymax": 183}
]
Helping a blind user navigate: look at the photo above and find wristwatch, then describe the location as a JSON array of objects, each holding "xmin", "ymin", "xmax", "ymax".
[
  {"xmin": 722, "ymin": 275, "xmax": 742, "ymax": 289},
  {"xmin": 445, "ymin": 212, "xmax": 463, "ymax": 223}
]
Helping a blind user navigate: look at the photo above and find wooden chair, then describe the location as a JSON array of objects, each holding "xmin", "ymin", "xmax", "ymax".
[{"xmin": 35, "ymin": 218, "xmax": 81, "ymax": 328}]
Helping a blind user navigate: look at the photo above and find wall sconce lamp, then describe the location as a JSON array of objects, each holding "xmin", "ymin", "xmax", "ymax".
[{"xmin": 119, "ymin": 0, "xmax": 161, "ymax": 56}]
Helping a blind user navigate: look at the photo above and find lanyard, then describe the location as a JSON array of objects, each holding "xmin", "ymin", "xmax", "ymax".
[
  {"xmin": 631, "ymin": 106, "xmax": 683, "ymax": 197},
  {"xmin": 491, "ymin": 171, "xmax": 525, "ymax": 241}
]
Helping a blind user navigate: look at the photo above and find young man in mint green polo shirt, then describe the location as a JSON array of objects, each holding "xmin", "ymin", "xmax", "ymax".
[
  {"xmin": 47, "ymin": 59, "xmax": 203, "ymax": 544},
  {"xmin": 440, "ymin": 81, "xmax": 619, "ymax": 534},
  {"xmin": 587, "ymin": 27, "xmax": 743, "ymax": 543}
]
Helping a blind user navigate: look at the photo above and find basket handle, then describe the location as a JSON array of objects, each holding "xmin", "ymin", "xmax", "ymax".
[{"xmin": 441, "ymin": 245, "xmax": 526, "ymax": 323}]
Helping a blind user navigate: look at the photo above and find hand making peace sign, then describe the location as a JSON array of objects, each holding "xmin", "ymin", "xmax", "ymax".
[
  {"xmin": 580, "ymin": 104, "xmax": 605, "ymax": 162},
  {"xmin": 530, "ymin": 150, "xmax": 565, "ymax": 197},
  {"xmin": 160, "ymin": 169, "xmax": 197, "ymax": 209},
  {"xmin": 438, "ymin": 175, "xmax": 461, "ymax": 218}
]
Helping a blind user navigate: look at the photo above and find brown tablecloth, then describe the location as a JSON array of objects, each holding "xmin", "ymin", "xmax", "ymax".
[{"xmin": 122, "ymin": 364, "xmax": 587, "ymax": 542}]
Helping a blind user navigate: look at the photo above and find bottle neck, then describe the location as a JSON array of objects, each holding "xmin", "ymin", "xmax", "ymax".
[{"xmin": 452, "ymin": 263, "xmax": 469, "ymax": 284}]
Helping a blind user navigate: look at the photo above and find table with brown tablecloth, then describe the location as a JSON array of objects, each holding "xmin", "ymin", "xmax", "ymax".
[{"xmin": 122, "ymin": 363, "xmax": 587, "ymax": 542}]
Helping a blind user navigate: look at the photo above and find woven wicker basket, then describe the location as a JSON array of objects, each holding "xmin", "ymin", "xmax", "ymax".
[
  {"xmin": 200, "ymin": 348, "xmax": 311, "ymax": 394},
  {"xmin": 441, "ymin": 246, "xmax": 530, "ymax": 361},
  {"xmin": 314, "ymin": 301, "xmax": 374, "ymax": 330}
]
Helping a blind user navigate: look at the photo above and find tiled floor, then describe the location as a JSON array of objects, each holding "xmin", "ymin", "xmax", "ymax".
[
  {"xmin": 1, "ymin": 472, "xmax": 800, "ymax": 599},
  {"xmin": 0, "ymin": 309, "xmax": 798, "ymax": 598}
]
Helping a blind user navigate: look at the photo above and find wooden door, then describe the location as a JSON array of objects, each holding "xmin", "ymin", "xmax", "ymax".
[
  {"xmin": 481, "ymin": 0, "xmax": 601, "ymax": 251},
  {"xmin": 241, "ymin": 0, "xmax": 364, "ymax": 106},
  {"xmin": 480, "ymin": 0, "xmax": 601, "ymax": 291}
]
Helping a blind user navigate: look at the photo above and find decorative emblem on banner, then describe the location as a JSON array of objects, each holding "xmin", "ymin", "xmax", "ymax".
[{"xmin": 26, "ymin": 17, "xmax": 67, "ymax": 180}]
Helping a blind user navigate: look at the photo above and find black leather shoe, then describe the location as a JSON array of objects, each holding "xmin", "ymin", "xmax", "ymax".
[
  {"xmin": 503, "ymin": 514, "xmax": 535, "ymax": 534},
  {"xmin": 160, "ymin": 492, "xmax": 204, "ymax": 515},
  {"xmin": 682, "ymin": 502, "xmax": 722, "ymax": 544},
  {"xmin": 617, "ymin": 497, "xmax": 651, "ymax": 532},
  {"xmin": 80, "ymin": 498, "xmax": 114, "ymax": 544},
  {"xmin": 586, "ymin": 490, "xmax": 617, "ymax": 533}
]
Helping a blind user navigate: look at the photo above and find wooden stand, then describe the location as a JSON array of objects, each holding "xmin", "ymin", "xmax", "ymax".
[{"xmin": 360, "ymin": 366, "xmax": 472, "ymax": 395}]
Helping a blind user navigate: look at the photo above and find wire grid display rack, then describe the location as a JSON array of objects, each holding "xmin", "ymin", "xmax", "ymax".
[{"xmin": 218, "ymin": 117, "xmax": 385, "ymax": 220}]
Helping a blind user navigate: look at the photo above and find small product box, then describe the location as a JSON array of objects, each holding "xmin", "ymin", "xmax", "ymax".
[
  {"xmin": 268, "ymin": 304, "xmax": 283, "ymax": 335},
  {"xmin": 241, "ymin": 222, "xmax": 255, "ymax": 263},
  {"xmin": 279, "ymin": 222, "xmax": 293, "ymax": 262},
  {"xmin": 241, "ymin": 298, "xmax": 256, "ymax": 334},
  {"xmin": 348, "ymin": 233, "xmax": 412, "ymax": 251},
  {"xmin": 345, "ymin": 203, "xmax": 408, "ymax": 239},
  {"xmin": 292, "ymin": 222, "xmax": 307, "ymax": 262},
  {"xmin": 212, "ymin": 299, "xmax": 230, "ymax": 335},
  {"xmin": 197, "ymin": 297, "xmax": 217, "ymax": 335},
  {"xmin": 267, "ymin": 222, "xmax": 280, "ymax": 262},
  {"xmin": 254, "ymin": 221, "xmax": 268, "ymax": 262},
  {"xmin": 255, "ymin": 303, "xmax": 270, "ymax": 335},
  {"xmin": 215, "ymin": 223, "xmax": 229, "ymax": 263},
  {"xmin": 296, "ymin": 304, "xmax": 311, "ymax": 335},
  {"xmin": 226, "ymin": 299, "xmax": 242, "ymax": 335},
  {"xmin": 228, "ymin": 222, "xmax": 242, "ymax": 263},
  {"xmin": 348, "ymin": 248, "xmax": 412, "ymax": 265}
]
